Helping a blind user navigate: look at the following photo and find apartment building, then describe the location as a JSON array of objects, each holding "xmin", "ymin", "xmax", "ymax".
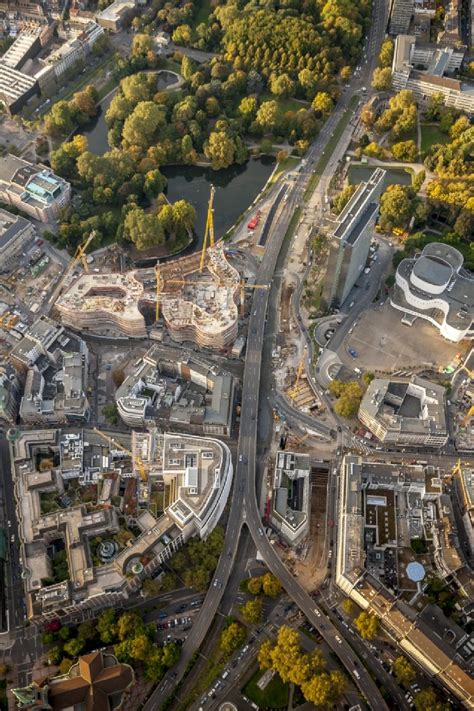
[
  {"xmin": 322, "ymin": 168, "xmax": 386, "ymax": 308},
  {"xmin": 41, "ymin": 21, "xmax": 104, "ymax": 79}
]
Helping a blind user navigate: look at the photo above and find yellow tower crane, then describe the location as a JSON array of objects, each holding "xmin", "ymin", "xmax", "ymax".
[
  {"xmin": 240, "ymin": 282, "xmax": 269, "ymax": 318},
  {"xmin": 200, "ymin": 185, "xmax": 216, "ymax": 272},
  {"xmin": 446, "ymin": 458, "xmax": 461, "ymax": 483},
  {"xmin": 462, "ymin": 404, "xmax": 474, "ymax": 427},
  {"xmin": 55, "ymin": 231, "xmax": 96, "ymax": 298},
  {"xmin": 459, "ymin": 364, "xmax": 474, "ymax": 380},
  {"xmin": 93, "ymin": 427, "xmax": 147, "ymax": 482},
  {"xmin": 288, "ymin": 352, "xmax": 306, "ymax": 402}
]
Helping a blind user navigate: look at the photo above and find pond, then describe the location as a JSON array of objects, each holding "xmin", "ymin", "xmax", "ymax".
[
  {"xmin": 78, "ymin": 70, "xmax": 179, "ymax": 155},
  {"xmin": 348, "ymin": 164, "xmax": 412, "ymax": 187},
  {"xmin": 77, "ymin": 70, "xmax": 276, "ymax": 252},
  {"xmin": 161, "ymin": 158, "xmax": 275, "ymax": 244}
]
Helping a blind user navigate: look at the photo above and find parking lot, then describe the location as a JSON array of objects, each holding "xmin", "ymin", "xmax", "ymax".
[{"xmin": 338, "ymin": 302, "xmax": 461, "ymax": 374}]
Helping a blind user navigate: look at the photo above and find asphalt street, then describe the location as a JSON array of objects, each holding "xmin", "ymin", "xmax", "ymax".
[{"xmin": 144, "ymin": 1, "xmax": 391, "ymax": 707}]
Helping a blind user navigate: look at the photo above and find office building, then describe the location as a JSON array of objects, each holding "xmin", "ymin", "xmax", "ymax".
[
  {"xmin": 115, "ymin": 344, "xmax": 235, "ymax": 437},
  {"xmin": 322, "ymin": 168, "xmax": 385, "ymax": 308},
  {"xmin": 389, "ymin": 0, "xmax": 414, "ymax": 34},
  {"xmin": 359, "ymin": 375, "xmax": 449, "ymax": 447},
  {"xmin": 0, "ymin": 63, "xmax": 39, "ymax": 115},
  {"xmin": 0, "ymin": 208, "xmax": 36, "ymax": 271},
  {"xmin": 391, "ymin": 242, "xmax": 473, "ymax": 342},
  {"xmin": 392, "ymin": 34, "xmax": 474, "ymax": 112},
  {"xmin": 0, "ymin": 155, "xmax": 71, "ymax": 222},
  {"xmin": 336, "ymin": 455, "xmax": 474, "ymax": 708},
  {"xmin": 0, "ymin": 361, "xmax": 22, "ymax": 424},
  {"xmin": 95, "ymin": 0, "xmax": 136, "ymax": 32},
  {"xmin": 10, "ymin": 316, "xmax": 90, "ymax": 425},
  {"xmin": 11, "ymin": 427, "xmax": 233, "ymax": 622},
  {"xmin": 0, "ymin": 31, "xmax": 41, "ymax": 70},
  {"xmin": 270, "ymin": 450, "xmax": 311, "ymax": 544}
]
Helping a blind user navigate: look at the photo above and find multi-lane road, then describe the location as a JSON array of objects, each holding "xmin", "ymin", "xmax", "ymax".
[{"xmin": 144, "ymin": 1, "xmax": 391, "ymax": 708}]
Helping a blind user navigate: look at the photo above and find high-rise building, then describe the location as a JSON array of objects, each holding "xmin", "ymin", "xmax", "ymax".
[
  {"xmin": 389, "ymin": 0, "xmax": 415, "ymax": 34},
  {"xmin": 322, "ymin": 168, "xmax": 385, "ymax": 309},
  {"xmin": 0, "ymin": 362, "xmax": 22, "ymax": 424}
]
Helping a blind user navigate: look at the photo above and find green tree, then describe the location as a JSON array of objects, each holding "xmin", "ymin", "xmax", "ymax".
[
  {"xmin": 341, "ymin": 598, "xmax": 354, "ymax": 615},
  {"xmin": 145, "ymin": 650, "xmax": 164, "ymax": 682},
  {"xmin": 204, "ymin": 131, "xmax": 236, "ymax": 169},
  {"xmin": 63, "ymin": 637, "xmax": 84, "ymax": 658},
  {"xmin": 117, "ymin": 612, "xmax": 144, "ymax": 642},
  {"xmin": 247, "ymin": 576, "xmax": 263, "ymax": 595},
  {"xmin": 58, "ymin": 626, "xmax": 71, "ymax": 641},
  {"xmin": 121, "ymin": 73, "xmax": 153, "ymax": 104},
  {"xmin": 102, "ymin": 403, "xmax": 119, "ymax": 425},
  {"xmin": 97, "ymin": 608, "xmax": 117, "ymax": 644},
  {"xmin": 131, "ymin": 33, "xmax": 155, "ymax": 58},
  {"xmin": 255, "ymin": 100, "xmax": 279, "ymax": 133},
  {"xmin": 51, "ymin": 135, "xmax": 88, "ymax": 180},
  {"xmin": 354, "ymin": 611, "xmax": 379, "ymax": 640},
  {"xmin": 78, "ymin": 620, "xmax": 96, "ymax": 642},
  {"xmin": 220, "ymin": 622, "xmax": 246, "ymax": 655},
  {"xmin": 312, "ymin": 92, "xmax": 333, "ymax": 117},
  {"xmin": 73, "ymin": 85, "xmax": 98, "ymax": 119},
  {"xmin": 122, "ymin": 101, "xmax": 166, "ymax": 149},
  {"xmin": 124, "ymin": 207, "xmax": 165, "ymax": 250},
  {"xmin": 181, "ymin": 55, "xmax": 194, "ymax": 80},
  {"xmin": 58, "ymin": 658, "xmax": 73, "ymax": 675},
  {"xmin": 162, "ymin": 642, "xmax": 180, "ymax": 668},
  {"xmin": 239, "ymin": 96, "xmax": 258, "ymax": 120},
  {"xmin": 378, "ymin": 39, "xmax": 394, "ymax": 68},
  {"xmin": 172, "ymin": 24, "xmax": 192, "ymax": 46},
  {"xmin": 379, "ymin": 184, "xmax": 417, "ymax": 230},
  {"xmin": 270, "ymin": 73, "xmax": 295, "ymax": 97},
  {"xmin": 241, "ymin": 598, "xmax": 263, "ymax": 623},
  {"xmin": 48, "ymin": 646, "xmax": 62, "ymax": 665},
  {"xmin": 392, "ymin": 139, "xmax": 418, "ymax": 162},
  {"xmin": 393, "ymin": 656, "xmax": 416, "ymax": 686},
  {"xmin": 44, "ymin": 100, "xmax": 76, "ymax": 136},
  {"xmin": 414, "ymin": 687, "xmax": 449, "ymax": 711},
  {"xmin": 372, "ymin": 67, "xmax": 392, "ymax": 91},
  {"xmin": 261, "ymin": 573, "xmax": 282, "ymax": 597}
]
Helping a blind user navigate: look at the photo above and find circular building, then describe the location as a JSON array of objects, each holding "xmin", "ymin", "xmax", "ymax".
[{"xmin": 406, "ymin": 561, "xmax": 426, "ymax": 583}]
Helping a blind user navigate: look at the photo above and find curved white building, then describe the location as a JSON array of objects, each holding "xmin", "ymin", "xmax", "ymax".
[{"xmin": 391, "ymin": 243, "xmax": 473, "ymax": 342}]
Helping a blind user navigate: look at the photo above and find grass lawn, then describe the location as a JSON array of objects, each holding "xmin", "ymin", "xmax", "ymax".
[
  {"xmin": 194, "ymin": 0, "xmax": 211, "ymax": 26},
  {"xmin": 304, "ymin": 94, "xmax": 358, "ymax": 201},
  {"xmin": 260, "ymin": 93, "xmax": 310, "ymax": 118},
  {"xmin": 244, "ymin": 670, "xmax": 290, "ymax": 709},
  {"xmin": 270, "ymin": 155, "xmax": 300, "ymax": 184},
  {"xmin": 420, "ymin": 123, "xmax": 450, "ymax": 155}
]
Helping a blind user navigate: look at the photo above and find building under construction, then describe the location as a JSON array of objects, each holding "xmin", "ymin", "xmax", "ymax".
[{"xmin": 55, "ymin": 245, "xmax": 241, "ymax": 349}]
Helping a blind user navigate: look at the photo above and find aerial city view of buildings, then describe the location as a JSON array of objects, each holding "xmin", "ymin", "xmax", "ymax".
[{"xmin": 0, "ymin": 0, "xmax": 472, "ymax": 709}]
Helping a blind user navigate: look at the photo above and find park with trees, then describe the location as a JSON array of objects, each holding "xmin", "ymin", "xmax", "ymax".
[
  {"xmin": 258, "ymin": 626, "xmax": 346, "ymax": 707},
  {"xmin": 39, "ymin": 0, "xmax": 373, "ymax": 256},
  {"xmin": 42, "ymin": 608, "xmax": 180, "ymax": 684}
]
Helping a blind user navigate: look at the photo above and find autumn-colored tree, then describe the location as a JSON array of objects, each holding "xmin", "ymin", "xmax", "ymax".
[
  {"xmin": 372, "ymin": 67, "xmax": 392, "ymax": 91},
  {"xmin": 219, "ymin": 622, "xmax": 246, "ymax": 655},
  {"xmin": 341, "ymin": 598, "xmax": 354, "ymax": 615},
  {"xmin": 354, "ymin": 611, "xmax": 379, "ymax": 640},
  {"xmin": 247, "ymin": 576, "xmax": 263, "ymax": 595},
  {"xmin": 393, "ymin": 656, "xmax": 416, "ymax": 686},
  {"xmin": 261, "ymin": 572, "xmax": 282, "ymax": 597},
  {"xmin": 241, "ymin": 597, "xmax": 263, "ymax": 623},
  {"xmin": 414, "ymin": 687, "xmax": 449, "ymax": 711}
]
